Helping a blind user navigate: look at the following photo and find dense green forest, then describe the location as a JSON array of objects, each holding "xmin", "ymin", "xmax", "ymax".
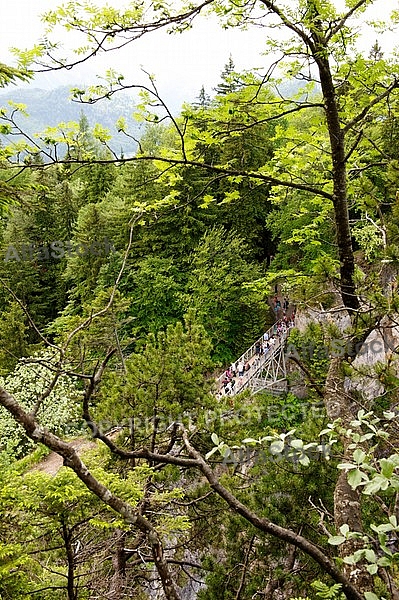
[{"xmin": 1, "ymin": 1, "xmax": 399, "ymax": 599}]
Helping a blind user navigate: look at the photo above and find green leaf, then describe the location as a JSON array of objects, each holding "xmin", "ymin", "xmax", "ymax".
[
  {"xmin": 366, "ymin": 563, "xmax": 378, "ymax": 575},
  {"xmin": 389, "ymin": 515, "xmax": 397, "ymax": 527},
  {"xmin": 205, "ymin": 447, "xmax": 218, "ymax": 460},
  {"xmin": 290, "ymin": 438, "xmax": 304, "ymax": 449},
  {"xmin": 199, "ymin": 194, "xmax": 216, "ymax": 209},
  {"xmin": 364, "ymin": 593, "xmax": 380, "ymax": 600},
  {"xmin": 211, "ymin": 433, "xmax": 219, "ymax": 445},
  {"xmin": 221, "ymin": 190, "xmax": 240, "ymax": 203},
  {"xmin": 363, "ymin": 476, "xmax": 388, "ymax": 495},
  {"xmin": 353, "ymin": 449, "xmax": 366, "ymax": 464},
  {"xmin": 380, "ymin": 459, "xmax": 395, "ymax": 479},
  {"xmin": 370, "ymin": 523, "xmax": 395, "ymax": 534},
  {"xmin": 337, "ymin": 462, "xmax": 356, "ymax": 470},
  {"xmin": 328, "ymin": 535, "xmax": 346, "ymax": 546},
  {"xmin": 269, "ymin": 440, "xmax": 284, "ymax": 455},
  {"xmin": 383, "ymin": 411, "xmax": 396, "ymax": 420},
  {"xmin": 220, "ymin": 445, "xmax": 231, "ymax": 459},
  {"xmin": 377, "ymin": 556, "xmax": 392, "ymax": 567},
  {"xmin": 339, "ymin": 524, "xmax": 350, "ymax": 536},
  {"xmin": 364, "ymin": 549, "xmax": 377, "ymax": 563},
  {"xmin": 347, "ymin": 468, "xmax": 365, "ymax": 489}
]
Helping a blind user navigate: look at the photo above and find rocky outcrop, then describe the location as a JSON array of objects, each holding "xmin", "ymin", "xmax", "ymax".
[{"xmin": 344, "ymin": 318, "xmax": 399, "ymax": 401}]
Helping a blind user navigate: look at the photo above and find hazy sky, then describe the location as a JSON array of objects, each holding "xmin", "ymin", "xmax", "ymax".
[
  {"xmin": 1, "ymin": 0, "xmax": 397, "ymax": 108},
  {"xmin": 0, "ymin": 0, "xmax": 268, "ymax": 106}
]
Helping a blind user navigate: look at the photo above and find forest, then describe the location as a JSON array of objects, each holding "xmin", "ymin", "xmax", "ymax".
[{"xmin": 1, "ymin": 1, "xmax": 399, "ymax": 599}]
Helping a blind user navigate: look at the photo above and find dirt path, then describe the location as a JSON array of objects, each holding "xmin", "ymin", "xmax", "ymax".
[{"xmin": 33, "ymin": 438, "xmax": 98, "ymax": 476}]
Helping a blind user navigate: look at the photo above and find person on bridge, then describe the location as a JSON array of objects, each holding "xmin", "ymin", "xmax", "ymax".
[
  {"xmin": 224, "ymin": 379, "xmax": 234, "ymax": 395},
  {"xmin": 222, "ymin": 376, "xmax": 230, "ymax": 389},
  {"xmin": 283, "ymin": 297, "xmax": 289, "ymax": 314}
]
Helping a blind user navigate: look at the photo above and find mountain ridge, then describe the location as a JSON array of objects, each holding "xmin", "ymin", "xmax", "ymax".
[{"xmin": 0, "ymin": 85, "xmax": 141, "ymax": 155}]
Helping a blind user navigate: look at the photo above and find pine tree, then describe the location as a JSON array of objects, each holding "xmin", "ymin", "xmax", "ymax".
[
  {"xmin": 193, "ymin": 85, "xmax": 211, "ymax": 109},
  {"xmin": 214, "ymin": 55, "xmax": 240, "ymax": 95}
]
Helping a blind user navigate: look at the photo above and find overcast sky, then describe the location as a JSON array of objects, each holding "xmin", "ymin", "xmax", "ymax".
[
  {"xmin": 1, "ymin": 0, "xmax": 397, "ymax": 108},
  {"xmin": 0, "ymin": 0, "xmax": 269, "ymax": 106}
]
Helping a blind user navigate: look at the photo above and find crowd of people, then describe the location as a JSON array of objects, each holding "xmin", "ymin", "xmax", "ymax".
[{"xmin": 217, "ymin": 304, "xmax": 295, "ymax": 401}]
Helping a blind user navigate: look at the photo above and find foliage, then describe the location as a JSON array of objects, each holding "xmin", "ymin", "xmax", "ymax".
[
  {"xmin": 0, "ymin": 446, "xmax": 188, "ymax": 598},
  {"xmin": 1, "ymin": 1, "xmax": 399, "ymax": 598},
  {"xmin": 0, "ymin": 302, "xmax": 35, "ymax": 375},
  {"xmin": 96, "ymin": 311, "xmax": 214, "ymax": 447},
  {"xmin": 186, "ymin": 225, "xmax": 267, "ymax": 361},
  {"xmin": 0, "ymin": 350, "xmax": 80, "ymax": 457}
]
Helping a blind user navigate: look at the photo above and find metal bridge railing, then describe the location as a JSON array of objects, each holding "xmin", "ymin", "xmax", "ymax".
[{"xmin": 215, "ymin": 317, "xmax": 295, "ymax": 398}]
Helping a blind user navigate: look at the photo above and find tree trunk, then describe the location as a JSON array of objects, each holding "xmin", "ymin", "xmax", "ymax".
[
  {"xmin": 316, "ymin": 54, "xmax": 359, "ymax": 312},
  {"xmin": 61, "ymin": 522, "xmax": 77, "ymax": 600},
  {"xmin": 325, "ymin": 358, "xmax": 373, "ymax": 592},
  {"xmin": 109, "ymin": 530, "xmax": 127, "ymax": 599}
]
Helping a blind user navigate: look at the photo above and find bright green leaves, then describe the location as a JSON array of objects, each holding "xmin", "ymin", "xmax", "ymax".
[
  {"xmin": 115, "ymin": 116, "xmax": 127, "ymax": 132},
  {"xmin": 335, "ymin": 412, "xmax": 399, "ymax": 494},
  {"xmin": 0, "ymin": 63, "xmax": 32, "ymax": 88},
  {"xmin": 92, "ymin": 122, "xmax": 112, "ymax": 143},
  {"xmin": 352, "ymin": 219, "xmax": 385, "ymax": 261},
  {"xmin": 347, "ymin": 466, "xmax": 367, "ymax": 489},
  {"xmin": 220, "ymin": 189, "xmax": 240, "ymax": 203},
  {"xmin": 4, "ymin": 100, "xmax": 28, "ymax": 115},
  {"xmin": 205, "ymin": 433, "xmax": 233, "ymax": 460},
  {"xmin": 337, "ymin": 447, "xmax": 371, "ymax": 490},
  {"xmin": 199, "ymin": 194, "xmax": 216, "ymax": 209},
  {"xmin": 321, "ymin": 410, "xmax": 399, "ymax": 578},
  {"xmin": 207, "ymin": 428, "xmax": 335, "ymax": 468},
  {"xmin": 43, "ymin": 1, "xmax": 145, "ymax": 41},
  {"xmin": 344, "ymin": 0, "xmax": 374, "ymax": 11},
  {"xmin": 0, "ymin": 447, "xmax": 189, "ymax": 598},
  {"xmin": 40, "ymin": 120, "xmax": 80, "ymax": 146}
]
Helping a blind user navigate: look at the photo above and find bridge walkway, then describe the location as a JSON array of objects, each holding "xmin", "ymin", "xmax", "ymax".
[{"xmin": 215, "ymin": 317, "xmax": 294, "ymax": 399}]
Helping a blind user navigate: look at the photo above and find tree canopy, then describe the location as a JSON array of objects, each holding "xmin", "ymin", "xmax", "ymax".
[{"xmin": 1, "ymin": 2, "xmax": 399, "ymax": 599}]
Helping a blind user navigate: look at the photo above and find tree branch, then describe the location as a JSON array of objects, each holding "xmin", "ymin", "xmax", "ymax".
[
  {"xmin": 343, "ymin": 78, "xmax": 399, "ymax": 134},
  {"xmin": 0, "ymin": 386, "xmax": 181, "ymax": 600},
  {"xmin": 34, "ymin": 0, "xmax": 214, "ymax": 74},
  {"xmin": 327, "ymin": 0, "xmax": 376, "ymax": 41},
  {"xmin": 257, "ymin": 0, "xmax": 316, "ymax": 54},
  {"xmin": 180, "ymin": 428, "xmax": 363, "ymax": 600},
  {"xmin": 6, "ymin": 156, "xmax": 333, "ymax": 201}
]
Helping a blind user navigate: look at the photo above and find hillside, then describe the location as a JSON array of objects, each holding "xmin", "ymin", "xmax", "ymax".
[
  {"xmin": 1, "ymin": 3, "xmax": 399, "ymax": 599},
  {"xmin": 0, "ymin": 85, "xmax": 141, "ymax": 155}
]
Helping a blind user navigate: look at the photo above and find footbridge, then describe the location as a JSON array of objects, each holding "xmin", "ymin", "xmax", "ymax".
[{"xmin": 216, "ymin": 318, "xmax": 294, "ymax": 398}]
